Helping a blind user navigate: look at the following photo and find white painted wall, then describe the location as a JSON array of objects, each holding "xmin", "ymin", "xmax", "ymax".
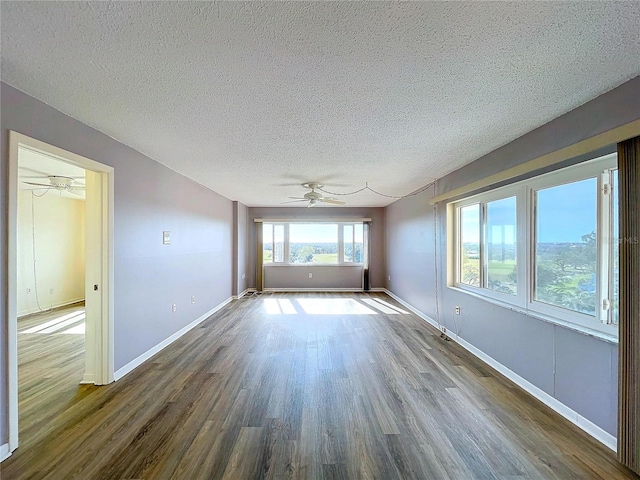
[{"xmin": 17, "ymin": 189, "xmax": 85, "ymax": 316}]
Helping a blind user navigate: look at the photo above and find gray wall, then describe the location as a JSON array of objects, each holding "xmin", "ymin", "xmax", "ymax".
[
  {"xmin": 1, "ymin": 83, "xmax": 234, "ymax": 446},
  {"xmin": 232, "ymin": 201, "xmax": 249, "ymax": 296},
  {"xmin": 264, "ymin": 265, "xmax": 363, "ymax": 290},
  {"xmin": 0, "ymin": 88, "xmax": 7, "ymax": 447},
  {"xmin": 385, "ymin": 184, "xmax": 438, "ymax": 319},
  {"xmin": 248, "ymin": 207, "xmax": 385, "ymax": 289},
  {"xmin": 385, "ymin": 77, "xmax": 640, "ymax": 437}
]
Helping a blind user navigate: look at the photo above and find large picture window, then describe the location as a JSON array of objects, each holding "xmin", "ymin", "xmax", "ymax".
[
  {"xmin": 534, "ymin": 178, "xmax": 598, "ymax": 316},
  {"xmin": 450, "ymin": 153, "xmax": 618, "ymax": 337},
  {"xmin": 262, "ymin": 222, "xmax": 364, "ymax": 265},
  {"xmin": 289, "ymin": 224, "xmax": 338, "ymax": 264}
]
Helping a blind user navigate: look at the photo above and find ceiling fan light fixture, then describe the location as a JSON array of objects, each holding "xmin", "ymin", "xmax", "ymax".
[
  {"xmin": 49, "ymin": 175, "xmax": 74, "ymax": 190},
  {"xmin": 308, "ymin": 198, "xmax": 317, "ymax": 208}
]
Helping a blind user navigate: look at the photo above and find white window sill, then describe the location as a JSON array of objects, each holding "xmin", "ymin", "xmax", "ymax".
[
  {"xmin": 447, "ymin": 286, "xmax": 618, "ymax": 345},
  {"xmin": 263, "ymin": 263, "xmax": 364, "ymax": 267}
]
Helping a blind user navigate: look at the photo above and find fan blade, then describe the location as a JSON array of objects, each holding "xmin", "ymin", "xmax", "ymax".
[
  {"xmin": 68, "ymin": 189, "xmax": 85, "ymax": 197},
  {"xmin": 22, "ymin": 181, "xmax": 51, "ymax": 187},
  {"xmin": 319, "ymin": 198, "xmax": 346, "ymax": 205},
  {"xmin": 20, "ymin": 175, "xmax": 85, "ymax": 179},
  {"xmin": 24, "ymin": 187, "xmax": 51, "ymax": 191},
  {"xmin": 71, "ymin": 186, "xmax": 86, "ymax": 190},
  {"xmin": 287, "ymin": 197, "xmax": 307, "ymax": 200},
  {"xmin": 280, "ymin": 199, "xmax": 308, "ymax": 204}
]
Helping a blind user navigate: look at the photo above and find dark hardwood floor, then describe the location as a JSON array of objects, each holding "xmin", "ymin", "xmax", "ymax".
[{"xmin": 2, "ymin": 293, "xmax": 637, "ymax": 479}]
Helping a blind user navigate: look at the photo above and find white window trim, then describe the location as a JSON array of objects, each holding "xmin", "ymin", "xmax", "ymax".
[
  {"xmin": 454, "ymin": 185, "xmax": 527, "ymax": 306},
  {"xmin": 448, "ymin": 153, "xmax": 618, "ymax": 338},
  {"xmin": 262, "ymin": 221, "xmax": 365, "ymax": 266}
]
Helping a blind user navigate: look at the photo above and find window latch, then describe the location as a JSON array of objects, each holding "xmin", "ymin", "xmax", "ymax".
[
  {"xmin": 603, "ymin": 183, "xmax": 611, "ymax": 195},
  {"xmin": 602, "ymin": 298, "xmax": 611, "ymax": 310}
]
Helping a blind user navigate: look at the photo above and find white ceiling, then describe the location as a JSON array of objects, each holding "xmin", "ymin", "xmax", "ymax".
[{"xmin": 2, "ymin": 2, "xmax": 639, "ymax": 207}]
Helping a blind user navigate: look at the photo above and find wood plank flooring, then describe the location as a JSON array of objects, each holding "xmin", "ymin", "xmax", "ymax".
[
  {"xmin": 2, "ymin": 293, "xmax": 637, "ymax": 479},
  {"xmin": 14, "ymin": 303, "xmax": 87, "ymax": 448}
]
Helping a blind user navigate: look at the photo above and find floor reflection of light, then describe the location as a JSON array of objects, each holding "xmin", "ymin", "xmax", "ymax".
[
  {"xmin": 264, "ymin": 298, "xmax": 299, "ymax": 314},
  {"xmin": 360, "ymin": 298, "xmax": 399, "ymax": 314},
  {"xmin": 21, "ymin": 311, "xmax": 85, "ymax": 334},
  {"xmin": 366, "ymin": 298, "xmax": 408, "ymax": 314},
  {"xmin": 59, "ymin": 323, "xmax": 86, "ymax": 335},
  {"xmin": 37, "ymin": 314, "xmax": 86, "ymax": 334},
  {"xmin": 278, "ymin": 299, "xmax": 297, "ymax": 314},
  {"xmin": 297, "ymin": 298, "xmax": 377, "ymax": 315},
  {"xmin": 264, "ymin": 298, "xmax": 282, "ymax": 314}
]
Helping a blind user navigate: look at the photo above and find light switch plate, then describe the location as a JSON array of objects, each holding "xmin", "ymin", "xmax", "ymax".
[{"xmin": 163, "ymin": 231, "xmax": 171, "ymax": 245}]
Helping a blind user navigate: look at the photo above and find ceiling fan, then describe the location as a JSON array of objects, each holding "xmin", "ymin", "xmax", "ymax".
[
  {"xmin": 282, "ymin": 182, "xmax": 346, "ymax": 208},
  {"xmin": 22, "ymin": 175, "xmax": 85, "ymax": 196}
]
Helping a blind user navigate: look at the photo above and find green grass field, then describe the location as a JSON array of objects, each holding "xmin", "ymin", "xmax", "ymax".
[
  {"xmin": 263, "ymin": 251, "xmax": 338, "ymax": 263},
  {"xmin": 487, "ymin": 260, "xmax": 516, "ymax": 282},
  {"xmin": 311, "ymin": 253, "xmax": 338, "ymax": 263}
]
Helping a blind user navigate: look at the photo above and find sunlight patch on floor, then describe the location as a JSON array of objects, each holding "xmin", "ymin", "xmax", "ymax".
[
  {"xmin": 369, "ymin": 297, "xmax": 409, "ymax": 314},
  {"xmin": 297, "ymin": 298, "xmax": 376, "ymax": 315},
  {"xmin": 20, "ymin": 311, "xmax": 85, "ymax": 334},
  {"xmin": 264, "ymin": 298, "xmax": 299, "ymax": 314},
  {"xmin": 58, "ymin": 322, "xmax": 85, "ymax": 335},
  {"xmin": 360, "ymin": 298, "xmax": 400, "ymax": 314}
]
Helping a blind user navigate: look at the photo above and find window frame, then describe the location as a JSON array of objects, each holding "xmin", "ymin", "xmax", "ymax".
[
  {"xmin": 262, "ymin": 221, "xmax": 365, "ymax": 266},
  {"xmin": 262, "ymin": 222, "xmax": 286, "ymax": 264},
  {"xmin": 449, "ymin": 153, "xmax": 618, "ymax": 338},
  {"xmin": 454, "ymin": 185, "xmax": 527, "ymax": 306}
]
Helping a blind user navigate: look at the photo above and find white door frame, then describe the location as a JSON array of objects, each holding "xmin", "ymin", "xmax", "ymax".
[{"xmin": 7, "ymin": 131, "xmax": 114, "ymax": 453}]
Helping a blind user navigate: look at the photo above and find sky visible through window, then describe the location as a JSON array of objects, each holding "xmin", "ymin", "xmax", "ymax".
[
  {"xmin": 289, "ymin": 224, "xmax": 338, "ymax": 243},
  {"xmin": 461, "ymin": 179, "xmax": 597, "ymax": 244},
  {"xmin": 536, "ymin": 178, "xmax": 596, "ymax": 243}
]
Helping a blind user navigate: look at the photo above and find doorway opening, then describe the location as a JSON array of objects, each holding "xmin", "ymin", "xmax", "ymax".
[{"xmin": 7, "ymin": 132, "xmax": 114, "ymax": 455}]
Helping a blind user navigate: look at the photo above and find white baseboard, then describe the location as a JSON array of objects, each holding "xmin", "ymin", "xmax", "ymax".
[
  {"xmin": 233, "ymin": 288, "xmax": 255, "ymax": 300},
  {"xmin": 113, "ymin": 297, "xmax": 233, "ymax": 381},
  {"xmin": 80, "ymin": 373, "xmax": 96, "ymax": 385},
  {"xmin": 18, "ymin": 297, "xmax": 85, "ymax": 318},
  {"xmin": 263, "ymin": 288, "xmax": 364, "ymax": 292},
  {"xmin": 0, "ymin": 443, "xmax": 10, "ymax": 462},
  {"xmin": 383, "ymin": 289, "xmax": 617, "ymax": 452},
  {"xmin": 369, "ymin": 287, "xmax": 386, "ymax": 292}
]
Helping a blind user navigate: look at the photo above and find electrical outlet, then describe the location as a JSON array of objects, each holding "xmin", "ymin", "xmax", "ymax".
[
  {"xmin": 172, "ymin": 304, "xmax": 177, "ymax": 312},
  {"xmin": 49, "ymin": 288, "xmax": 54, "ymax": 295},
  {"xmin": 308, "ymin": 273, "xmax": 313, "ymax": 278},
  {"xmin": 191, "ymin": 296, "xmax": 196, "ymax": 304},
  {"xmin": 441, "ymin": 326, "xmax": 447, "ymax": 334},
  {"xmin": 242, "ymin": 273, "xmax": 246, "ymax": 279},
  {"xmin": 388, "ymin": 275, "xmax": 391, "ymax": 281},
  {"xmin": 27, "ymin": 287, "xmax": 31, "ymax": 294},
  {"xmin": 455, "ymin": 306, "xmax": 461, "ymax": 315}
]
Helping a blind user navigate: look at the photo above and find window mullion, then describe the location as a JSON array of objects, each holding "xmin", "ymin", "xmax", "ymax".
[
  {"xmin": 284, "ymin": 224, "xmax": 290, "ymax": 264},
  {"xmin": 480, "ymin": 202, "xmax": 487, "ymax": 289},
  {"xmin": 598, "ymin": 171, "xmax": 611, "ymax": 324}
]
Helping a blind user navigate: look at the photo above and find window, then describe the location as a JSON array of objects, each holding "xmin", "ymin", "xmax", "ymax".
[
  {"xmin": 343, "ymin": 223, "xmax": 364, "ymax": 263},
  {"xmin": 290, "ymin": 223, "xmax": 338, "ymax": 264},
  {"xmin": 263, "ymin": 223, "xmax": 285, "ymax": 263},
  {"xmin": 451, "ymin": 153, "xmax": 618, "ymax": 336},
  {"xmin": 459, "ymin": 204, "xmax": 480, "ymax": 287},
  {"xmin": 261, "ymin": 222, "xmax": 364, "ymax": 265},
  {"xmin": 534, "ymin": 178, "xmax": 597, "ymax": 316},
  {"xmin": 486, "ymin": 196, "xmax": 517, "ymax": 295}
]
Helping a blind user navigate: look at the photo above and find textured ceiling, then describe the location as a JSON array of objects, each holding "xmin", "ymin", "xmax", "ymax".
[{"xmin": 2, "ymin": 2, "xmax": 639, "ymax": 207}]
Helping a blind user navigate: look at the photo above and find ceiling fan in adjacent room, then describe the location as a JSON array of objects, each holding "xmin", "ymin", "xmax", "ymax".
[
  {"xmin": 22, "ymin": 175, "xmax": 86, "ymax": 196},
  {"xmin": 282, "ymin": 182, "xmax": 346, "ymax": 208}
]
